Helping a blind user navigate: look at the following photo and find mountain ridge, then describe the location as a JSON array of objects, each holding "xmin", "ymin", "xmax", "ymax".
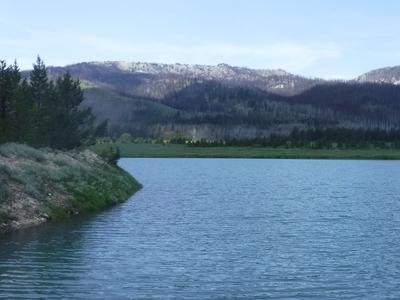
[
  {"xmin": 43, "ymin": 61, "xmax": 322, "ymax": 98},
  {"xmin": 38, "ymin": 60, "xmax": 400, "ymax": 97},
  {"xmin": 22, "ymin": 60, "xmax": 400, "ymax": 140},
  {"xmin": 355, "ymin": 66, "xmax": 400, "ymax": 85}
]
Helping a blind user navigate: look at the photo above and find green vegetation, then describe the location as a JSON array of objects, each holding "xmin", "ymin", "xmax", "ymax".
[
  {"xmin": 183, "ymin": 128, "xmax": 400, "ymax": 149},
  {"xmin": 98, "ymin": 146, "xmax": 121, "ymax": 165},
  {"xmin": 0, "ymin": 58, "xmax": 142, "ymax": 232},
  {"xmin": 0, "ymin": 57, "xmax": 106, "ymax": 149},
  {"xmin": 0, "ymin": 143, "xmax": 141, "ymax": 231},
  {"xmin": 92, "ymin": 142, "xmax": 400, "ymax": 160}
]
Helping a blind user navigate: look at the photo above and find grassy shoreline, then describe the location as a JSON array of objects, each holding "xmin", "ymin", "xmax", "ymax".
[
  {"xmin": 0, "ymin": 144, "xmax": 141, "ymax": 233},
  {"xmin": 92, "ymin": 143, "xmax": 400, "ymax": 160}
]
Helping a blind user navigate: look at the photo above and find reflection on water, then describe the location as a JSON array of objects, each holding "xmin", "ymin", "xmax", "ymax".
[{"xmin": 1, "ymin": 158, "xmax": 400, "ymax": 299}]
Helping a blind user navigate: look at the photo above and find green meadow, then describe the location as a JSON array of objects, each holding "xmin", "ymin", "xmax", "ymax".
[{"xmin": 92, "ymin": 143, "xmax": 400, "ymax": 160}]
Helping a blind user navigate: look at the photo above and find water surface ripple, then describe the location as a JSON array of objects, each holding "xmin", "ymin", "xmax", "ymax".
[{"xmin": 1, "ymin": 158, "xmax": 400, "ymax": 299}]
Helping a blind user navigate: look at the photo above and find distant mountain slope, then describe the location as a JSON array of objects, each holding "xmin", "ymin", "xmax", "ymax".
[
  {"xmin": 45, "ymin": 61, "xmax": 322, "ymax": 98},
  {"xmin": 82, "ymin": 88, "xmax": 179, "ymax": 136},
  {"xmin": 165, "ymin": 81, "xmax": 400, "ymax": 129},
  {"xmin": 81, "ymin": 80, "xmax": 400, "ymax": 139},
  {"xmin": 21, "ymin": 61, "xmax": 400, "ymax": 139},
  {"xmin": 356, "ymin": 66, "xmax": 400, "ymax": 85},
  {"xmin": 271, "ymin": 82, "xmax": 400, "ymax": 125}
]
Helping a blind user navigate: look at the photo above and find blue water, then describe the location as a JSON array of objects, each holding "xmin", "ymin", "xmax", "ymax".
[{"xmin": 1, "ymin": 158, "xmax": 400, "ymax": 299}]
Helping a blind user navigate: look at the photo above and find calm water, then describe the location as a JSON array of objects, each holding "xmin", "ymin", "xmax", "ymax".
[{"xmin": 1, "ymin": 158, "xmax": 400, "ymax": 299}]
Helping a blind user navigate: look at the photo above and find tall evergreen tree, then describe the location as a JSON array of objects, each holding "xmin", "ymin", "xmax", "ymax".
[
  {"xmin": 13, "ymin": 79, "xmax": 33, "ymax": 142},
  {"xmin": 50, "ymin": 72, "xmax": 108, "ymax": 148},
  {"xmin": 29, "ymin": 56, "xmax": 50, "ymax": 146},
  {"xmin": 0, "ymin": 60, "xmax": 10, "ymax": 142},
  {"xmin": 51, "ymin": 73, "xmax": 85, "ymax": 148},
  {"xmin": 0, "ymin": 57, "xmax": 107, "ymax": 149},
  {"xmin": 29, "ymin": 56, "xmax": 48, "ymax": 110},
  {"xmin": 0, "ymin": 60, "xmax": 20, "ymax": 142}
]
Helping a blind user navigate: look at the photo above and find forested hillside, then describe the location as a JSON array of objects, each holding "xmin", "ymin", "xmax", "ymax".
[
  {"xmin": 14, "ymin": 59, "xmax": 400, "ymax": 145},
  {"xmin": 81, "ymin": 80, "xmax": 400, "ymax": 142}
]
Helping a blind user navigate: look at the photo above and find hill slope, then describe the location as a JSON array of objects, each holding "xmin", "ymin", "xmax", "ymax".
[
  {"xmin": 46, "ymin": 61, "xmax": 321, "ymax": 98},
  {"xmin": 356, "ymin": 66, "xmax": 400, "ymax": 85},
  {"xmin": 23, "ymin": 61, "xmax": 400, "ymax": 140},
  {"xmin": 80, "ymin": 80, "xmax": 400, "ymax": 139}
]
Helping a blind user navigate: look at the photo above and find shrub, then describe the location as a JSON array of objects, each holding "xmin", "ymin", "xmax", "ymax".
[
  {"xmin": 118, "ymin": 133, "xmax": 132, "ymax": 143},
  {"xmin": 0, "ymin": 163, "xmax": 12, "ymax": 177},
  {"xmin": 53, "ymin": 154, "xmax": 72, "ymax": 166},
  {"xmin": 23, "ymin": 182, "xmax": 42, "ymax": 199},
  {"xmin": 0, "ymin": 143, "xmax": 47, "ymax": 162},
  {"xmin": 0, "ymin": 180, "xmax": 9, "ymax": 203},
  {"xmin": 99, "ymin": 146, "xmax": 120, "ymax": 165}
]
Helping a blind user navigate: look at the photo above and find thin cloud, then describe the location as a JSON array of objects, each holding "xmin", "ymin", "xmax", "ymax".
[{"xmin": 0, "ymin": 27, "xmax": 343, "ymax": 74}]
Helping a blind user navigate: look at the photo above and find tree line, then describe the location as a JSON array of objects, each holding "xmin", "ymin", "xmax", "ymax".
[
  {"xmin": 185, "ymin": 127, "xmax": 400, "ymax": 149},
  {"xmin": 160, "ymin": 80, "xmax": 400, "ymax": 131},
  {"xmin": 0, "ymin": 57, "xmax": 106, "ymax": 149}
]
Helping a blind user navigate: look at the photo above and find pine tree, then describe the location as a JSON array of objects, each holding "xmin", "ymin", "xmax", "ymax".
[
  {"xmin": 0, "ymin": 60, "xmax": 21, "ymax": 142},
  {"xmin": 0, "ymin": 57, "xmax": 106, "ymax": 149},
  {"xmin": 52, "ymin": 72, "xmax": 103, "ymax": 149},
  {"xmin": 29, "ymin": 56, "xmax": 50, "ymax": 146},
  {"xmin": 13, "ymin": 79, "xmax": 34, "ymax": 142},
  {"xmin": 0, "ymin": 61, "xmax": 10, "ymax": 142}
]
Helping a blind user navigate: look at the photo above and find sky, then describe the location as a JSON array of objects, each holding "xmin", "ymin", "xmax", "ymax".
[{"xmin": 1, "ymin": 0, "xmax": 400, "ymax": 79}]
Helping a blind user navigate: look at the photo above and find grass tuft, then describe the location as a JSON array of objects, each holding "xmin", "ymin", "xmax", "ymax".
[{"xmin": 0, "ymin": 143, "xmax": 47, "ymax": 161}]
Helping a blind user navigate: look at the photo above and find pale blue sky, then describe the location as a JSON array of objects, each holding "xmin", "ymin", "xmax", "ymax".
[{"xmin": 1, "ymin": 0, "xmax": 399, "ymax": 78}]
